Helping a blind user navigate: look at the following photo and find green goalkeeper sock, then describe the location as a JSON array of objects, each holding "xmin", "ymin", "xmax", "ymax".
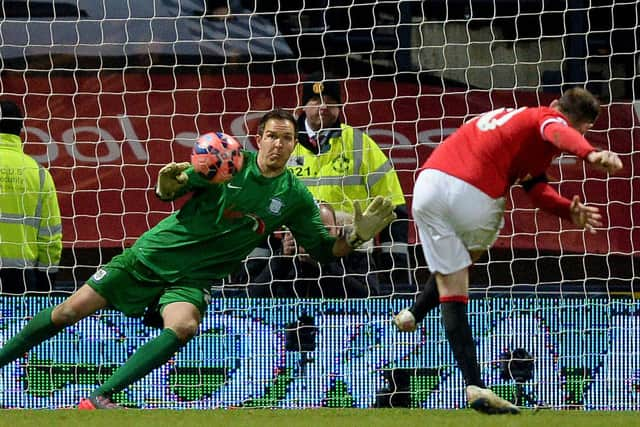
[
  {"xmin": 0, "ymin": 306, "xmax": 63, "ymax": 368},
  {"xmin": 93, "ymin": 328, "xmax": 183, "ymax": 398}
]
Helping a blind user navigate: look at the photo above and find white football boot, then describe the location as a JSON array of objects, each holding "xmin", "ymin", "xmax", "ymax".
[
  {"xmin": 466, "ymin": 385, "xmax": 520, "ymax": 414},
  {"xmin": 393, "ymin": 309, "xmax": 417, "ymax": 332}
]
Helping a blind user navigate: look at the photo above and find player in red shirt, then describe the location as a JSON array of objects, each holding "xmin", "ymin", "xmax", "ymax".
[{"xmin": 394, "ymin": 88, "xmax": 623, "ymax": 414}]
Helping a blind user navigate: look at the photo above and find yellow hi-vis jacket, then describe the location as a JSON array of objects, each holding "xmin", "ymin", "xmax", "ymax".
[
  {"xmin": 287, "ymin": 123, "xmax": 406, "ymax": 214},
  {"xmin": 0, "ymin": 133, "xmax": 62, "ymax": 271}
]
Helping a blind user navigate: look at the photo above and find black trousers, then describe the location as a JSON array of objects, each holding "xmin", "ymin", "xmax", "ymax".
[{"xmin": 0, "ymin": 268, "xmax": 54, "ymax": 294}]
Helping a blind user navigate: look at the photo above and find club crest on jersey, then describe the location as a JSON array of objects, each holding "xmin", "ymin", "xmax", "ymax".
[
  {"xmin": 269, "ymin": 198, "xmax": 283, "ymax": 215},
  {"xmin": 92, "ymin": 268, "xmax": 107, "ymax": 281}
]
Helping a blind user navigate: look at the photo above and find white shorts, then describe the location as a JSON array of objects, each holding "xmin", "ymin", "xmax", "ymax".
[{"xmin": 412, "ymin": 169, "xmax": 506, "ymax": 274}]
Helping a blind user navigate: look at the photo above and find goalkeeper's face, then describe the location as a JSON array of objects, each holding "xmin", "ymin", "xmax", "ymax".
[{"xmin": 256, "ymin": 118, "xmax": 297, "ymax": 176}]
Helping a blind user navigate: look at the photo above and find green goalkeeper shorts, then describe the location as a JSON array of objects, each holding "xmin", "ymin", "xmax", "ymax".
[{"xmin": 86, "ymin": 249, "xmax": 210, "ymax": 318}]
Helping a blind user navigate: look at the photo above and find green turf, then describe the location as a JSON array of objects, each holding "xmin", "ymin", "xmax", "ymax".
[{"xmin": 1, "ymin": 409, "xmax": 638, "ymax": 427}]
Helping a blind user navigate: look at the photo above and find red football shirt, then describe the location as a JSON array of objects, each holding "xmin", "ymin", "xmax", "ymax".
[{"xmin": 423, "ymin": 106, "xmax": 595, "ymax": 198}]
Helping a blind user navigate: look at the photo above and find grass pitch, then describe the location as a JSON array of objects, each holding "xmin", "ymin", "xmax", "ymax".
[{"xmin": 1, "ymin": 409, "xmax": 637, "ymax": 427}]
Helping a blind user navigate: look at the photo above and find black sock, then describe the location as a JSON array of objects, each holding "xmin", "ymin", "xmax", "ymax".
[
  {"xmin": 409, "ymin": 274, "xmax": 439, "ymax": 323},
  {"xmin": 441, "ymin": 300, "xmax": 485, "ymax": 388}
]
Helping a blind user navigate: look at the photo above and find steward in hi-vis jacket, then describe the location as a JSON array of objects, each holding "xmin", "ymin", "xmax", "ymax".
[
  {"xmin": 0, "ymin": 99, "xmax": 62, "ymax": 294},
  {"xmin": 289, "ymin": 72, "xmax": 411, "ymax": 292}
]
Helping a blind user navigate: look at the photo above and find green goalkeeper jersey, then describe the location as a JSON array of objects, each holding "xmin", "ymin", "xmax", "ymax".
[{"xmin": 131, "ymin": 151, "xmax": 336, "ymax": 286}]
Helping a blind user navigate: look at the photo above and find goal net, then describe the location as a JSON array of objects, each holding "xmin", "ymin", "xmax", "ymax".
[{"xmin": 0, "ymin": 0, "xmax": 638, "ymax": 410}]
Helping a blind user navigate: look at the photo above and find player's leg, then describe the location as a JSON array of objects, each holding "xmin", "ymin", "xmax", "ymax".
[
  {"xmin": 403, "ymin": 243, "xmax": 487, "ymax": 326},
  {"xmin": 396, "ymin": 254, "xmax": 477, "ymax": 331},
  {"xmin": 394, "ymin": 170, "xmax": 448, "ymax": 332},
  {"xmin": 0, "ymin": 284, "xmax": 107, "ymax": 368},
  {"xmin": 88, "ymin": 302, "xmax": 200, "ymax": 401},
  {"xmin": 81, "ymin": 286, "xmax": 208, "ymax": 409},
  {"xmin": 436, "ymin": 267, "xmax": 482, "ymax": 386},
  {"xmin": 404, "ymin": 170, "xmax": 518, "ymax": 413},
  {"xmin": 436, "ymin": 266, "xmax": 518, "ymax": 414},
  {"xmin": 394, "ymin": 273, "xmax": 438, "ymax": 331},
  {"xmin": 439, "ymin": 185, "xmax": 516, "ymax": 414}
]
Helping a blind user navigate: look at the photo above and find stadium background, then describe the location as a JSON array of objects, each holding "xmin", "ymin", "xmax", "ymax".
[{"xmin": 0, "ymin": 0, "xmax": 639, "ymax": 409}]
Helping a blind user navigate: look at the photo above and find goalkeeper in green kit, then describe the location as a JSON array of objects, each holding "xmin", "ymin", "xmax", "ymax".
[{"xmin": 0, "ymin": 109, "xmax": 395, "ymax": 409}]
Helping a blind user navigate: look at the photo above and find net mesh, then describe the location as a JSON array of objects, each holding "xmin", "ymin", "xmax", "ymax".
[{"xmin": 0, "ymin": 0, "xmax": 638, "ymax": 409}]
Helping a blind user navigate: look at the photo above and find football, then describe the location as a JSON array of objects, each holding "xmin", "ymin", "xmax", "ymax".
[{"xmin": 191, "ymin": 132, "xmax": 244, "ymax": 183}]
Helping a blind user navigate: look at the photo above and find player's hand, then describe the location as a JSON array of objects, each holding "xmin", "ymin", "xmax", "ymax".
[
  {"xmin": 156, "ymin": 161, "xmax": 190, "ymax": 200},
  {"xmin": 281, "ymin": 231, "xmax": 297, "ymax": 256},
  {"xmin": 586, "ymin": 150, "xmax": 623, "ymax": 174},
  {"xmin": 569, "ymin": 195, "xmax": 602, "ymax": 234},
  {"xmin": 348, "ymin": 196, "xmax": 396, "ymax": 248}
]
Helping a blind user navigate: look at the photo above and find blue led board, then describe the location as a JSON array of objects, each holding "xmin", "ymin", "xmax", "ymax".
[{"xmin": 0, "ymin": 297, "xmax": 638, "ymax": 409}]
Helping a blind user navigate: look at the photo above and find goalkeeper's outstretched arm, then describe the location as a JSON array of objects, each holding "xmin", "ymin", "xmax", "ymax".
[
  {"xmin": 332, "ymin": 196, "xmax": 396, "ymax": 257},
  {"xmin": 155, "ymin": 162, "xmax": 190, "ymax": 201}
]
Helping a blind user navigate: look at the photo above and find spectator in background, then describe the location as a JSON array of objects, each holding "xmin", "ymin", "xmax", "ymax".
[
  {"xmin": 288, "ymin": 71, "xmax": 410, "ymax": 292},
  {"xmin": 248, "ymin": 202, "xmax": 378, "ymax": 298},
  {"xmin": 0, "ymin": 99, "xmax": 62, "ymax": 294},
  {"xmin": 204, "ymin": 0, "xmax": 234, "ymax": 18}
]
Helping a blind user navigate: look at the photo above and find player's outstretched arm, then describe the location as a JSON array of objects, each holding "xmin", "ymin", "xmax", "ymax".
[
  {"xmin": 569, "ymin": 195, "xmax": 603, "ymax": 234},
  {"xmin": 155, "ymin": 161, "xmax": 190, "ymax": 201},
  {"xmin": 349, "ymin": 196, "xmax": 397, "ymax": 247},
  {"xmin": 586, "ymin": 150, "xmax": 623, "ymax": 174},
  {"xmin": 333, "ymin": 196, "xmax": 396, "ymax": 256}
]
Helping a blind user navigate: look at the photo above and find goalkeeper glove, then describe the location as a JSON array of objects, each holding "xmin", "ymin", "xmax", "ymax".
[
  {"xmin": 347, "ymin": 196, "xmax": 396, "ymax": 248},
  {"xmin": 155, "ymin": 161, "xmax": 190, "ymax": 200}
]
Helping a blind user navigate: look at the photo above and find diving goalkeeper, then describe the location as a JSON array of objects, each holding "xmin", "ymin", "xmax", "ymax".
[{"xmin": 0, "ymin": 109, "xmax": 395, "ymax": 409}]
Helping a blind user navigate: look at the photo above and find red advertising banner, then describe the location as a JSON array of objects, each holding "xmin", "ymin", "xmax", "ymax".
[{"xmin": 1, "ymin": 72, "xmax": 637, "ymax": 255}]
